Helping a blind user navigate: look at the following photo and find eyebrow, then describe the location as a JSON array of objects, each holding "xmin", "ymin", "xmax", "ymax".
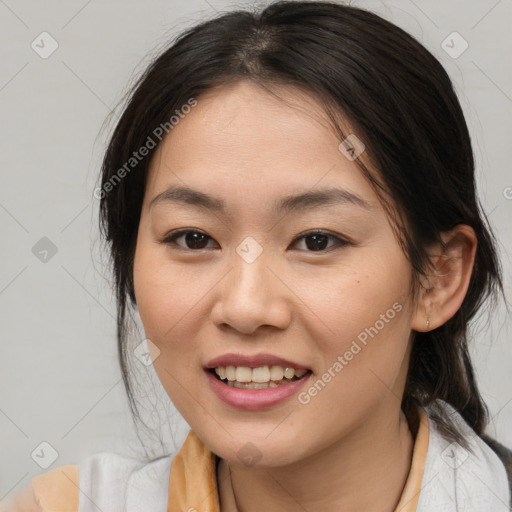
[{"xmin": 149, "ymin": 185, "xmax": 371, "ymax": 214}]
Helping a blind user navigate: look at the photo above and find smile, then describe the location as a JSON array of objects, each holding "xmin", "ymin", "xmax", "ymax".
[{"xmin": 212, "ymin": 365, "xmax": 308, "ymax": 389}]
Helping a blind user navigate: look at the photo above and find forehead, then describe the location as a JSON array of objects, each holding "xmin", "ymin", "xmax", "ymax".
[{"xmin": 144, "ymin": 80, "xmax": 379, "ymax": 213}]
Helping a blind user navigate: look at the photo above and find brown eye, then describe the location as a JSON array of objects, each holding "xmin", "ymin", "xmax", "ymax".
[
  {"xmin": 292, "ymin": 230, "xmax": 348, "ymax": 252},
  {"xmin": 162, "ymin": 230, "xmax": 217, "ymax": 250}
]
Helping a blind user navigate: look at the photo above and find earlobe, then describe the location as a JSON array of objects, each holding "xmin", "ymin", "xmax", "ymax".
[{"xmin": 411, "ymin": 224, "xmax": 477, "ymax": 333}]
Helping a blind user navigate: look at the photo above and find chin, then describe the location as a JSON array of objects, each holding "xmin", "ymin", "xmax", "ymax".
[{"xmin": 202, "ymin": 426, "xmax": 313, "ymax": 469}]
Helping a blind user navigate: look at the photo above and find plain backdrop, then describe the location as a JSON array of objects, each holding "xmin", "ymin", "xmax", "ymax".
[{"xmin": 1, "ymin": 0, "xmax": 511, "ymax": 501}]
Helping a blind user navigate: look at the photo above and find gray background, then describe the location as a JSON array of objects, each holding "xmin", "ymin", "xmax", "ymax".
[{"xmin": 1, "ymin": 0, "xmax": 511, "ymax": 501}]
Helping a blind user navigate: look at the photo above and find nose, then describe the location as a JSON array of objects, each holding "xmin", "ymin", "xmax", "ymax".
[{"xmin": 210, "ymin": 246, "xmax": 292, "ymax": 335}]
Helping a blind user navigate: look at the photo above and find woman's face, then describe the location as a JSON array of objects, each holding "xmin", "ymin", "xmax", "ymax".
[{"xmin": 133, "ymin": 80, "xmax": 418, "ymax": 467}]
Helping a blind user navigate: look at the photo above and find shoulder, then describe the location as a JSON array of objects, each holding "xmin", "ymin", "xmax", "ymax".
[
  {"xmin": 480, "ymin": 433, "xmax": 512, "ymax": 502},
  {"xmin": 420, "ymin": 400, "xmax": 511, "ymax": 511},
  {"xmin": 0, "ymin": 464, "xmax": 78, "ymax": 512},
  {"xmin": 1, "ymin": 452, "xmax": 175, "ymax": 512},
  {"xmin": 78, "ymin": 451, "xmax": 174, "ymax": 511}
]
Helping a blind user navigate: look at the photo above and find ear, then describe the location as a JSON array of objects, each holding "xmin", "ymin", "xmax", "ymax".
[{"xmin": 411, "ymin": 224, "xmax": 477, "ymax": 332}]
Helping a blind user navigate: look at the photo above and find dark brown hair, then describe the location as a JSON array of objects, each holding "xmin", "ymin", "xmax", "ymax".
[{"xmin": 98, "ymin": 0, "xmax": 505, "ymax": 453}]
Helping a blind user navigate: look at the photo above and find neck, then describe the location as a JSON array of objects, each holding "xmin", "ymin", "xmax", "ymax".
[{"xmin": 218, "ymin": 402, "xmax": 415, "ymax": 512}]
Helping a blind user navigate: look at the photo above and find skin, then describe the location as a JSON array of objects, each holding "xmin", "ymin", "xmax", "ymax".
[{"xmin": 133, "ymin": 80, "xmax": 477, "ymax": 511}]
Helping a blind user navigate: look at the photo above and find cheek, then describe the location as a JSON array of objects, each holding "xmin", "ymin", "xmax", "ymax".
[
  {"xmin": 296, "ymin": 247, "xmax": 413, "ymax": 391},
  {"xmin": 290, "ymin": 269, "xmax": 412, "ymax": 448},
  {"xmin": 133, "ymin": 238, "xmax": 210, "ymax": 418},
  {"xmin": 295, "ymin": 249, "xmax": 411, "ymax": 346},
  {"xmin": 133, "ymin": 236, "xmax": 198, "ymax": 349}
]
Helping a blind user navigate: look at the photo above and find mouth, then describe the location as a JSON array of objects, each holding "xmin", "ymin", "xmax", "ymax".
[
  {"xmin": 207, "ymin": 365, "xmax": 312, "ymax": 389},
  {"xmin": 204, "ymin": 358, "xmax": 313, "ymax": 410}
]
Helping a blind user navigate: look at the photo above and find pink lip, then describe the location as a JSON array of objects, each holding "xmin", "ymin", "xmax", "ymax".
[
  {"xmin": 205, "ymin": 369, "xmax": 312, "ymax": 410},
  {"xmin": 205, "ymin": 352, "xmax": 310, "ymax": 370}
]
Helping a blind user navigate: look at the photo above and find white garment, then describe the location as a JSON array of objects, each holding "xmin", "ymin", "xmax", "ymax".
[
  {"xmin": 78, "ymin": 452, "xmax": 174, "ymax": 512},
  {"xmin": 77, "ymin": 400, "xmax": 510, "ymax": 512},
  {"xmin": 417, "ymin": 401, "xmax": 510, "ymax": 511}
]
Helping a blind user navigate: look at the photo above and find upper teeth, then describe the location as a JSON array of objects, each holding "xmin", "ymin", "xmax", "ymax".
[{"xmin": 214, "ymin": 365, "xmax": 307, "ymax": 383}]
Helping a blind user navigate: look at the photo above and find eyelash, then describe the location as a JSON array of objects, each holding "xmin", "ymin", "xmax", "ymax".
[{"xmin": 160, "ymin": 229, "xmax": 349, "ymax": 253}]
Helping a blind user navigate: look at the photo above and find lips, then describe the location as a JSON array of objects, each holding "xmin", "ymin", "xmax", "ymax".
[
  {"xmin": 202, "ymin": 352, "xmax": 313, "ymax": 409},
  {"xmin": 205, "ymin": 365, "xmax": 312, "ymax": 410}
]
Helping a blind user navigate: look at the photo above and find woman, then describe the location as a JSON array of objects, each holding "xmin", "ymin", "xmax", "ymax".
[{"xmin": 6, "ymin": 1, "xmax": 511, "ymax": 510}]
